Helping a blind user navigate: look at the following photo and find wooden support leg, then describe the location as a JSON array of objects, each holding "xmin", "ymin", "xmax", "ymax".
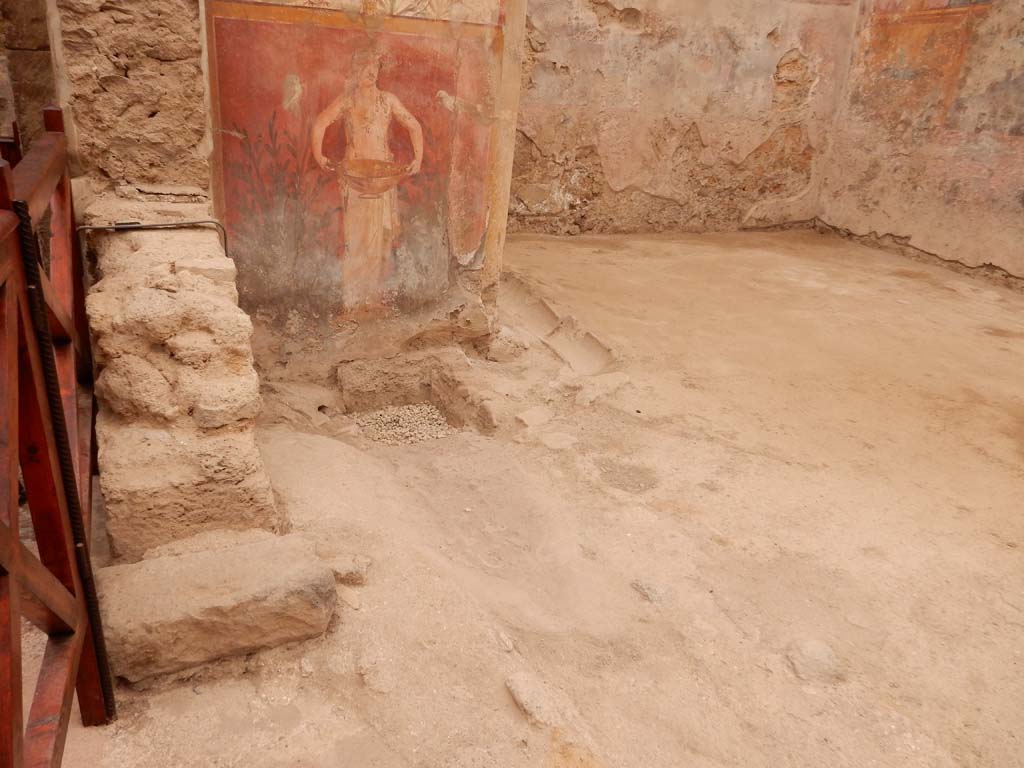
[
  {"xmin": 0, "ymin": 565, "xmax": 22, "ymax": 768},
  {"xmin": 0, "ymin": 282, "xmax": 23, "ymax": 768},
  {"xmin": 73, "ymin": 626, "xmax": 107, "ymax": 727},
  {"xmin": 17, "ymin": 312, "xmax": 108, "ymax": 734},
  {"xmin": 23, "ymin": 632, "xmax": 84, "ymax": 768}
]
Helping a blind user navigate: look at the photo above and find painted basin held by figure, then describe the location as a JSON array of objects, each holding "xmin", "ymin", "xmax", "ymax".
[{"xmin": 341, "ymin": 158, "xmax": 410, "ymax": 196}]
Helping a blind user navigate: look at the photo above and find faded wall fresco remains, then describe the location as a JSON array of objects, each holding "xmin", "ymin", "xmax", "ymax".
[
  {"xmin": 820, "ymin": 0, "xmax": 1024, "ymax": 275},
  {"xmin": 207, "ymin": 0, "xmax": 518, "ymax": 318},
  {"xmin": 510, "ymin": 0, "xmax": 862, "ymax": 234}
]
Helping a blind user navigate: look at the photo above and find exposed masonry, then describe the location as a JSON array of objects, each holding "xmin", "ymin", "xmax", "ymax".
[
  {"xmin": 83, "ymin": 196, "xmax": 282, "ymax": 561},
  {"xmin": 54, "ymin": 0, "xmax": 208, "ymax": 188}
]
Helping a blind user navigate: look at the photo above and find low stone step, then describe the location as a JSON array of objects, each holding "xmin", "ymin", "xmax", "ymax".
[{"xmin": 96, "ymin": 532, "xmax": 337, "ymax": 682}]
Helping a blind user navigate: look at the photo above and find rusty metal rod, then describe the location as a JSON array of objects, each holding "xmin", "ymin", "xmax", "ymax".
[{"xmin": 76, "ymin": 219, "xmax": 228, "ymax": 253}]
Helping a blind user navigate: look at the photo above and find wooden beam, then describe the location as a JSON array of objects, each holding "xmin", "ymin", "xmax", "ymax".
[
  {"xmin": 37, "ymin": 271, "xmax": 80, "ymax": 355},
  {"xmin": 0, "ymin": 525, "xmax": 74, "ymax": 635},
  {"xmin": 0, "ymin": 278, "xmax": 22, "ymax": 768},
  {"xmin": 10, "ymin": 134, "xmax": 68, "ymax": 226},
  {"xmin": 24, "ymin": 630, "xmax": 84, "ymax": 768},
  {"xmin": 17, "ymin": 297, "xmax": 80, "ymax": 600},
  {"xmin": 42, "ymin": 109, "xmax": 64, "ymax": 135},
  {"xmin": 0, "ymin": 175, "xmax": 17, "ymax": 288},
  {"xmin": 0, "ymin": 161, "xmax": 13, "ymax": 211},
  {"xmin": 73, "ymin": 629, "xmax": 108, "ymax": 728},
  {"xmin": 0, "ymin": 254, "xmax": 13, "ymax": 290},
  {"xmin": 76, "ymin": 390, "xmax": 95, "ymax": 536},
  {"xmin": 0, "ymin": 569, "xmax": 22, "ymax": 768},
  {"xmin": 0, "ymin": 279, "xmax": 17, "ymax": 533},
  {"xmin": 19, "ymin": 589, "xmax": 73, "ymax": 636},
  {"xmin": 48, "ymin": 172, "xmax": 91, "ymax": 380}
]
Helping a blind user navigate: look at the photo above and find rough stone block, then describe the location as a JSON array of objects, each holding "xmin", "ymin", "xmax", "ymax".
[
  {"xmin": 97, "ymin": 413, "xmax": 282, "ymax": 560},
  {"xmin": 97, "ymin": 533, "xmax": 337, "ymax": 682},
  {"xmin": 177, "ymin": 369, "xmax": 262, "ymax": 429},
  {"xmin": 94, "ymin": 353, "xmax": 180, "ymax": 422}
]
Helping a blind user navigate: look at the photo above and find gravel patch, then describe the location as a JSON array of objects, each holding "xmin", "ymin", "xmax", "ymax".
[{"xmin": 355, "ymin": 403, "xmax": 455, "ymax": 445}]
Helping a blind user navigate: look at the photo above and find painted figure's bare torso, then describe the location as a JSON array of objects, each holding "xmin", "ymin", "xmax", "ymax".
[{"xmin": 346, "ymin": 90, "xmax": 394, "ymax": 162}]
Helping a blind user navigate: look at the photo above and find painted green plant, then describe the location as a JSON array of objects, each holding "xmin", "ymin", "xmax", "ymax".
[{"xmin": 225, "ymin": 102, "xmax": 342, "ymax": 317}]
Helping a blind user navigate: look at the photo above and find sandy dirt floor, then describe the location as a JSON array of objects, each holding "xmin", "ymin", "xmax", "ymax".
[{"xmin": 63, "ymin": 231, "xmax": 1023, "ymax": 767}]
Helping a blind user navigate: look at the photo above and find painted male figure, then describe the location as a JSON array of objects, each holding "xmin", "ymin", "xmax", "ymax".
[{"xmin": 312, "ymin": 50, "xmax": 424, "ymax": 309}]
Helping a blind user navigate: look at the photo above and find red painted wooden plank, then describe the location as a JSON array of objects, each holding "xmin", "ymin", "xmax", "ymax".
[
  {"xmin": 0, "ymin": 256, "xmax": 12, "ymax": 289},
  {"xmin": 73, "ymin": 629, "xmax": 107, "ymax": 728},
  {"xmin": 17, "ymin": 296, "xmax": 80, "ymax": 600},
  {"xmin": 36, "ymin": 277, "xmax": 80, "ymax": 358},
  {"xmin": 63, "ymin": 181, "xmax": 90, "ymax": 380},
  {"xmin": 45, "ymin": 174, "xmax": 81, "ymax": 491},
  {"xmin": 23, "ymin": 630, "xmax": 84, "ymax": 768},
  {"xmin": 0, "ymin": 569, "xmax": 22, "ymax": 768},
  {"xmin": 0, "ymin": 525, "xmax": 75, "ymax": 635},
  {"xmin": 0, "ymin": 168, "xmax": 15, "ymax": 290},
  {"xmin": 0, "ymin": 279, "xmax": 16, "ymax": 532},
  {"xmin": 41, "ymin": 110, "xmax": 64, "ymax": 135},
  {"xmin": 0, "ymin": 212, "xmax": 17, "ymax": 240},
  {"xmin": 75, "ymin": 390, "xmax": 93, "ymax": 537},
  {"xmin": 18, "ymin": 589, "xmax": 72, "ymax": 637},
  {"xmin": 0, "ymin": 279, "xmax": 23, "ymax": 768},
  {"xmin": 54, "ymin": 351, "xmax": 77, "ymax": 492},
  {"xmin": 9, "ymin": 134, "xmax": 67, "ymax": 226},
  {"xmin": 0, "ymin": 160, "xmax": 12, "ymax": 210},
  {"xmin": 0, "ymin": 214, "xmax": 15, "ymax": 289}
]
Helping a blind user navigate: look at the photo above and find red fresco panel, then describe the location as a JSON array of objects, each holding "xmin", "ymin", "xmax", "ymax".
[{"xmin": 211, "ymin": 7, "xmax": 492, "ymax": 317}]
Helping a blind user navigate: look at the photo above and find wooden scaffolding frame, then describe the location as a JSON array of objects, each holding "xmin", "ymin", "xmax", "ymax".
[{"xmin": 0, "ymin": 108, "xmax": 115, "ymax": 768}]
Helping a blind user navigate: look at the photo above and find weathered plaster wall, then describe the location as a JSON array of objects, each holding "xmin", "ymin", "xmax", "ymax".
[
  {"xmin": 510, "ymin": 0, "xmax": 862, "ymax": 234},
  {"xmin": 819, "ymin": 0, "xmax": 1024, "ymax": 275},
  {"xmin": 51, "ymin": 0, "xmax": 208, "ymax": 189},
  {"xmin": 0, "ymin": 0, "xmax": 57, "ymax": 143}
]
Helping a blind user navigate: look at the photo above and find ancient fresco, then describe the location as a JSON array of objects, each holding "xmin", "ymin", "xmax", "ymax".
[
  {"xmin": 820, "ymin": 0, "xmax": 1024, "ymax": 275},
  {"xmin": 237, "ymin": 0, "xmax": 504, "ymax": 27},
  {"xmin": 207, "ymin": 1, "xmax": 499, "ymax": 316}
]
